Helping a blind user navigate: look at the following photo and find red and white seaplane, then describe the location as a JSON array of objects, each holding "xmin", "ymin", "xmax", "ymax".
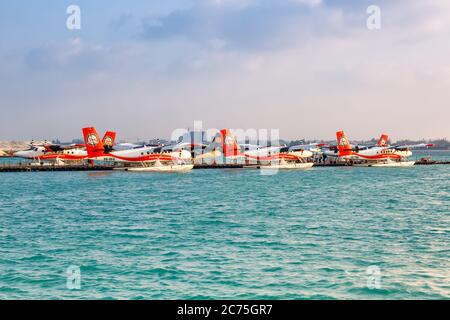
[
  {"xmin": 196, "ymin": 129, "xmax": 316, "ymax": 169},
  {"xmin": 82, "ymin": 127, "xmax": 193, "ymax": 172},
  {"xmin": 323, "ymin": 133, "xmax": 390, "ymax": 158},
  {"xmin": 13, "ymin": 132, "xmax": 117, "ymax": 165},
  {"xmin": 335, "ymin": 130, "xmax": 433, "ymax": 167}
]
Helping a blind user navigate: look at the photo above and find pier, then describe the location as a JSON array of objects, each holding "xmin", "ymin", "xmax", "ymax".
[
  {"xmin": 0, "ymin": 163, "xmax": 115, "ymax": 172},
  {"xmin": 193, "ymin": 164, "xmax": 244, "ymax": 169},
  {"xmin": 414, "ymin": 159, "xmax": 450, "ymax": 165},
  {"xmin": 0, "ymin": 160, "xmax": 448, "ymax": 172}
]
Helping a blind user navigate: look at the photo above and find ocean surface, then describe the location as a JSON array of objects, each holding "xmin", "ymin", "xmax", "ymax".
[{"xmin": 0, "ymin": 151, "xmax": 449, "ymax": 300}]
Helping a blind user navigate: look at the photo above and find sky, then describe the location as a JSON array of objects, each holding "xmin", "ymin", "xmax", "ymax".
[{"xmin": 0, "ymin": 0, "xmax": 449, "ymax": 141}]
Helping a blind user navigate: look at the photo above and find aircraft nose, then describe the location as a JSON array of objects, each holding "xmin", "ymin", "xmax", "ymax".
[{"xmin": 13, "ymin": 151, "xmax": 23, "ymax": 157}]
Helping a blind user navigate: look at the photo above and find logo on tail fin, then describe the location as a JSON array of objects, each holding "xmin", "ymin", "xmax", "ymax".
[
  {"xmin": 103, "ymin": 136, "xmax": 113, "ymax": 147},
  {"xmin": 87, "ymin": 134, "xmax": 99, "ymax": 147},
  {"xmin": 339, "ymin": 136, "xmax": 348, "ymax": 147},
  {"xmin": 336, "ymin": 130, "xmax": 352, "ymax": 156}
]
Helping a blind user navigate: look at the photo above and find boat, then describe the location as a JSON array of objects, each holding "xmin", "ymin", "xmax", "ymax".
[{"xmin": 114, "ymin": 159, "xmax": 194, "ymax": 172}]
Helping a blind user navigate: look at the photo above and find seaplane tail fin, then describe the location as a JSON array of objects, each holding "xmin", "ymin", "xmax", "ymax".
[
  {"xmin": 378, "ymin": 134, "xmax": 389, "ymax": 147},
  {"xmin": 336, "ymin": 130, "xmax": 352, "ymax": 156},
  {"xmin": 102, "ymin": 131, "xmax": 116, "ymax": 152},
  {"xmin": 219, "ymin": 129, "xmax": 240, "ymax": 158},
  {"xmin": 82, "ymin": 127, "xmax": 105, "ymax": 157}
]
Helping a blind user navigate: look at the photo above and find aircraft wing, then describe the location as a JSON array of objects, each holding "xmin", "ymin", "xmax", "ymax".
[
  {"xmin": 241, "ymin": 143, "xmax": 262, "ymax": 151},
  {"xmin": 113, "ymin": 143, "xmax": 143, "ymax": 150},
  {"xmin": 284, "ymin": 143, "xmax": 327, "ymax": 152},
  {"xmin": 161, "ymin": 142, "xmax": 207, "ymax": 152},
  {"xmin": 391, "ymin": 143, "xmax": 434, "ymax": 150},
  {"xmin": 45, "ymin": 143, "xmax": 85, "ymax": 152}
]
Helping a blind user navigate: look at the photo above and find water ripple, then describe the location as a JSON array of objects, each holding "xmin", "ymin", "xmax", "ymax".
[{"xmin": 0, "ymin": 164, "xmax": 449, "ymax": 299}]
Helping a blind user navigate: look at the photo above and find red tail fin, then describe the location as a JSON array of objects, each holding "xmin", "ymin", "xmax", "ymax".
[
  {"xmin": 336, "ymin": 130, "xmax": 352, "ymax": 156},
  {"xmin": 220, "ymin": 129, "xmax": 239, "ymax": 158},
  {"xmin": 377, "ymin": 134, "xmax": 389, "ymax": 147},
  {"xmin": 210, "ymin": 129, "xmax": 240, "ymax": 158},
  {"xmin": 82, "ymin": 127, "xmax": 105, "ymax": 158},
  {"xmin": 102, "ymin": 131, "xmax": 116, "ymax": 152}
]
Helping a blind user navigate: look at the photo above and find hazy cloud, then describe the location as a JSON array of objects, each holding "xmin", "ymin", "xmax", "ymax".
[
  {"xmin": 0, "ymin": 0, "xmax": 449, "ymax": 140},
  {"xmin": 141, "ymin": 1, "xmax": 350, "ymax": 51},
  {"xmin": 24, "ymin": 38, "xmax": 108, "ymax": 73}
]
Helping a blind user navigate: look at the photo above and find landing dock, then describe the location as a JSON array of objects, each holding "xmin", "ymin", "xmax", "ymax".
[
  {"xmin": 0, "ymin": 164, "xmax": 115, "ymax": 172},
  {"xmin": 193, "ymin": 164, "xmax": 244, "ymax": 169},
  {"xmin": 0, "ymin": 160, "xmax": 448, "ymax": 172},
  {"xmin": 414, "ymin": 160, "xmax": 450, "ymax": 165}
]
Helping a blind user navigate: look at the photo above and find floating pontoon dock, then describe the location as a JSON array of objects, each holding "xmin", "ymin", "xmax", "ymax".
[{"xmin": 0, "ymin": 160, "xmax": 448, "ymax": 172}]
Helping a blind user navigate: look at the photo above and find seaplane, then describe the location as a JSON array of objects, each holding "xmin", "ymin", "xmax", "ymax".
[
  {"xmin": 196, "ymin": 129, "xmax": 315, "ymax": 169},
  {"xmin": 82, "ymin": 127, "xmax": 193, "ymax": 172},
  {"xmin": 13, "ymin": 132, "xmax": 117, "ymax": 165},
  {"xmin": 323, "ymin": 133, "xmax": 390, "ymax": 158},
  {"xmin": 335, "ymin": 130, "xmax": 433, "ymax": 167}
]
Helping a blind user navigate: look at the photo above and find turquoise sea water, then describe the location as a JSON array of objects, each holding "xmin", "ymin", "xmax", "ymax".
[{"xmin": 0, "ymin": 154, "xmax": 449, "ymax": 299}]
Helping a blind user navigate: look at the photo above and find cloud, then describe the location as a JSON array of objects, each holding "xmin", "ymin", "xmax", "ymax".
[
  {"xmin": 24, "ymin": 38, "xmax": 108, "ymax": 74},
  {"xmin": 141, "ymin": 0, "xmax": 346, "ymax": 51},
  {"xmin": 110, "ymin": 13, "xmax": 135, "ymax": 29},
  {"xmin": 1, "ymin": 1, "xmax": 450, "ymax": 140},
  {"xmin": 384, "ymin": 0, "xmax": 450, "ymax": 44},
  {"xmin": 289, "ymin": 0, "xmax": 322, "ymax": 6}
]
